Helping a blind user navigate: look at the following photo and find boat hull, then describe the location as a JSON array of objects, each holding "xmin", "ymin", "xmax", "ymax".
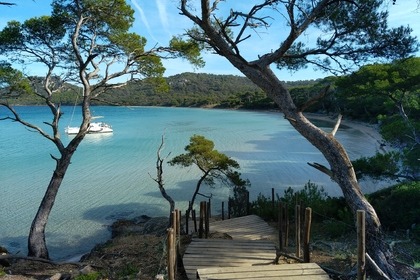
[{"xmin": 65, "ymin": 122, "xmax": 113, "ymax": 135}]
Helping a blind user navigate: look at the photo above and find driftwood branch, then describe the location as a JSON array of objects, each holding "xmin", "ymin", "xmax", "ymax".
[
  {"xmin": 275, "ymin": 250, "xmax": 303, "ymax": 263},
  {"xmin": 366, "ymin": 253, "xmax": 391, "ymax": 280}
]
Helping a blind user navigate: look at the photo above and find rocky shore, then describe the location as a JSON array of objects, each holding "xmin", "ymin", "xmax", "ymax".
[{"xmin": 0, "ymin": 216, "xmax": 183, "ymax": 280}]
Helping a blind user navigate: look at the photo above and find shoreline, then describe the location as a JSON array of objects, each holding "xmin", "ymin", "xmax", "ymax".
[{"xmin": 304, "ymin": 112, "xmax": 387, "ymax": 152}]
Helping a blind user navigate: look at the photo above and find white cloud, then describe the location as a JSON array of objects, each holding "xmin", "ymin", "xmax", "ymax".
[
  {"xmin": 156, "ymin": 0, "xmax": 170, "ymax": 35},
  {"xmin": 131, "ymin": 0, "xmax": 160, "ymax": 43}
]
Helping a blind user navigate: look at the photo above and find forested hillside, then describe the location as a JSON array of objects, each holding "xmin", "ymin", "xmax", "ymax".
[
  {"xmin": 3, "ymin": 72, "xmax": 319, "ymax": 109},
  {"xmin": 98, "ymin": 72, "xmax": 322, "ymax": 109}
]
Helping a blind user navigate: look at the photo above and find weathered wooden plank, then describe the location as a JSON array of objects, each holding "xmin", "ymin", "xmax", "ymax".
[
  {"xmin": 186, "ymin": 241, "xmax": 275, "ymax": 250},
  {"xmin": 185, "ymin": 248, "xmax": 274, "ymax": 255},
  {"xmin": 183, "ymin": 254, "xmax": 274, "ymax": 261},
  {"xmin": 183, "ymin": 256, "xmax": 274, "ymax": 264},
  {"xmin": 199, "ymin": 271, "xmax": 328, "ymax": 280},
  {"xmin": 187, "ymin": 239, "xmax": 275, "ymax": 245},
  {"xmin": 197, "ymin": 263, "xmax": 330, "ymax": 280},
  {"xmin": 209, "ymin": 215, "xmax": 277, "ymax": 241},
  {"xmin": 198, "ymin": 262, "xmax": 323, "ymax": 273},
  {"xmin": 184, "ymin": 249, "xmax": 275, "ymax": 257},
  {"xmin": 200, "ymin": 275, "xmax": 330, "ymax": 280}
]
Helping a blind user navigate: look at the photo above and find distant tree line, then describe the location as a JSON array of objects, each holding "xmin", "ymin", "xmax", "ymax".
[{"xmin": 2, "ymin": 72, "xmax": 320, "ymax": 108}]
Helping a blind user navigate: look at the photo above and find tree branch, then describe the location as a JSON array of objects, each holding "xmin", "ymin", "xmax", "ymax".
[
  {"xmin": 331, "ymin": 114, "xmax": 342, "ymax": 136},
  {"xmin": 307, "ymin": 162, "xmax": 333, "ymax": 177}
]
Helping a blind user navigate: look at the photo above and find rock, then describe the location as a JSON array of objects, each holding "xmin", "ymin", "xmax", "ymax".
[
  {"xmin": 110, "ymin": 216, "xmax": 169, "ymax": 238},
  {"xmin": 110, "ymin": 219, "xmax": 144, "ymax": 238},
  {"xmin": 0, "ymin": 246, "xmax": 10, "ymax": 267},
  {"xmin": 141, "ymin": 217, "xmax": 169, "ymax": 236},
  {"xmin": 0, "ymin": 246, "xmax": 8, "ymax": 254},
  {"xmin": 133, "ymin": 215, "xmax": 151, "ymax": 224},
  {"xmin": 47, "ymin": 273, "xmax": 62, "ymax": 280},
  {"xmin": 79, "ymin": 265, "xmax": 95, "ymax": 275}
]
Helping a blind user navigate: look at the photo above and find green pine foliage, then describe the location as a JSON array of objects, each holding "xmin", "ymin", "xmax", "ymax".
[{"xmin": 367, "ymin": 181, "xmax": 420, "ymax": 231}]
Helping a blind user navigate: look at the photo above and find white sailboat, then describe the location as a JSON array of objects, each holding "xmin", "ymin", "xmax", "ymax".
[{"xmin": 65, "ymin": 116, "xmax": 113, "ymax": 134}]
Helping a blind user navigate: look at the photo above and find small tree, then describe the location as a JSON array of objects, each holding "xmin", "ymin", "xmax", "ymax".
[
  {"xmin": 149, "ymin": 135, "xmax": 175, "ymax": 222},
  {"xmin": 169, "ymin": 134, "xmax": 249, "ymax": 216}
]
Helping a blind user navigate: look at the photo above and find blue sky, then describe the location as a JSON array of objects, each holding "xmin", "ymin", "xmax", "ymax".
[{"xmin": 1, "ymin": 0, "xmax": 419, "ymax": 81}]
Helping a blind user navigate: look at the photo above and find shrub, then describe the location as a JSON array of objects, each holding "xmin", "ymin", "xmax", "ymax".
[
  {"xmin": 250, "ymin": 193, "xmax": 277, "ymax": 221},
  {"xmin": 229, "ymin": 185, "xmax": 249, "ymax": 218},
  {"xmin": 74, "ymin": 272, "xmax": 101, "ymax": 280},
  {"xmin": 116, "ymin": 263, "xmax": 139, "ymax": 279},
  {"xmin": 283, "ymin": 182, "xmax": 353, "ymax": 237},
  {"xmin": 250, "ymin": 181, "xmax": 352, "ymax": 227},
  {"xmin": 367, "ymin": 181, "xmax": 420, "ymax": 230}
]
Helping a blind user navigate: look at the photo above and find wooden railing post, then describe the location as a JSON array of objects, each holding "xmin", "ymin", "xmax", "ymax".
[
  {"xmin": 167, "ymin": 228, "xmax": 175, "ymax": 280},
  {"xmin": 295, "ymin": 204, "xmax": 301, "ymax": 258},
  {"xmin": 185, "ymin": 210, "xmax": 189, "ymax": 235},
  {"xmin": 199, "ymin": 201, "xmax": 204, "ymax": 238},
  {"xmin": 357, "ymin": 210, "xmax": 366, "ymax": 280},
  {"xmin": 208, "ymin": 198, "xmax": 211, "ymax": 219},
  {"xmin": 284, "ymin": 203, "xmax": 289, "ymax": 247},
  {"xmin": 303, "ymin": 207, "xmax": 312, "ymax": 263},
  {"xmin": 176, "ymin": 209, "xmax": 181, "ymax": 249},
  {"xmin": 222, "ymin": 201, "xmax": 225, "ymax": 220},
  {"xmin": 171, "ymin": 211, "xmax": 176, "ymax": 231},
  {"xmin": 228, "ymin": 199, "xmax": 231, "ymax": 219},
  {"xmin": 271, "ymin": 188, "xmax": 275, "ymax": 210},
  {"xmin": 278, "ymin": 201, "xmax": 283, "ymax": 251},
  {"xmin": 192, "ymin": 209, "xmax": 197, "ymax": 233},
  {"xmin": 205, "ymin": 201, "xmax": 209, "ymax": 238},
  {"xmin": 246, "ymin": 191, "xmax": 250, "ymax": 215}
]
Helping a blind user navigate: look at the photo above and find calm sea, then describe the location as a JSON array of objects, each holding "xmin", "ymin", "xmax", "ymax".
[{"xmin": 0, "ymin": 106, "xmax": 382, "ymax": 260}]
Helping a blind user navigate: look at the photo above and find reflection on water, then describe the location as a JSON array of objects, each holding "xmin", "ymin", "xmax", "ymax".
[{"xmin": 66, "ymin": 132, "xmax": 114, "ymax": 144}]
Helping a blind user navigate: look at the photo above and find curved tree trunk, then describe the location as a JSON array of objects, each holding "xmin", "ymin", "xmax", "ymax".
[
  {"xmin": 27, "ymin": 149, "xmax": 78, "ymax": 259},
  {"xmin": 236, "ymin": 65, "xmax": 399, "ymax": 278},
  {"xmin": 187, "ymin": 173, "xmax": 208, "ymax": 216}
]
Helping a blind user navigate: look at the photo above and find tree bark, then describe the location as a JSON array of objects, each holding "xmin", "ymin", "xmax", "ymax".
[{"xmin": 27, "ymin": 147, "xmax": 80, "ymax": 259}]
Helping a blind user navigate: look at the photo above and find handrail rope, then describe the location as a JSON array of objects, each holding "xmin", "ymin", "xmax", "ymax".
[{"xmin": 310, "ymin": 209, "xmax": 356, "ymax": 229}]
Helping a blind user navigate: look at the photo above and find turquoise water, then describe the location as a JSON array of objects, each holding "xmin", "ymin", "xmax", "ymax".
[{"xmin": 0, "ymin": 106, "xmax": 381, "ymax": 260}]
